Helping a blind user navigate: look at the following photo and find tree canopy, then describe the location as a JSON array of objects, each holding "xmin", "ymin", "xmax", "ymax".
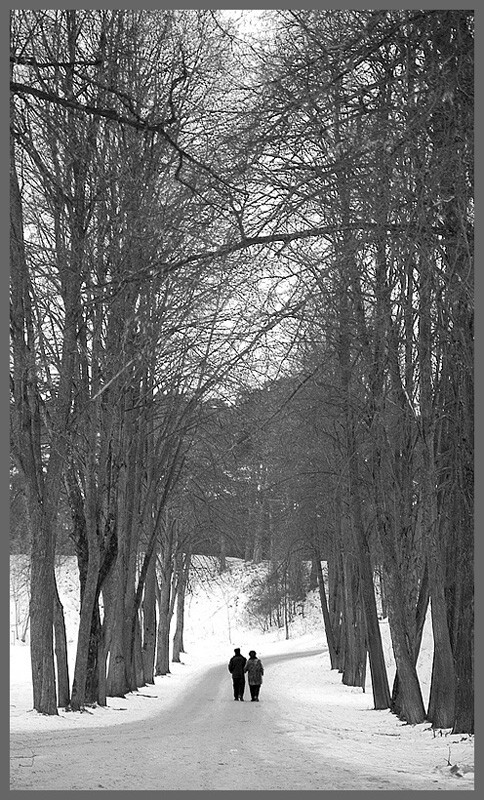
[{"xmin": 10, "ymin": 9, "xmax": 473, "ymax": 733}]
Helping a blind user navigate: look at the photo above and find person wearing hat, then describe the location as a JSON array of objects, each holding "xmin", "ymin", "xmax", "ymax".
[
  {"xmin": 228, "ymin": 647, "xmax": 247, "ymax": 700},
  {"xmin": 244, "ymin": 650, "xmax": 264, "ymax": 701}
]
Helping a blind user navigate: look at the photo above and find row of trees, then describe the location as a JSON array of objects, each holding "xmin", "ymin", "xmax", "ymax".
[
  {"xmin": 10, "ymin": 8, "xmax": 272, "ymax": 714},
  {"xmin": 231, "ymin": 9, "xmax": 473, "ymax": 733},
  {"xmin": 10, "ymin": 9, "xmax": 473, "ymax": 733}
]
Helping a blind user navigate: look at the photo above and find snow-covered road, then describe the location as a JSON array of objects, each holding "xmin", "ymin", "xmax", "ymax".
[{"xmin": 9, "ymin": 648, "xmax": 473, "ymax": 791}]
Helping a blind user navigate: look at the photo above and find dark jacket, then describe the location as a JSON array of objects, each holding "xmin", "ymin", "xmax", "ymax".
[
  {"xmin": 244, "ymin": 657, "xmax": 264, "ymax": 685},
  {"xmin": 228, "ymin": 654, "xmax": 247, "ymax": 677}
]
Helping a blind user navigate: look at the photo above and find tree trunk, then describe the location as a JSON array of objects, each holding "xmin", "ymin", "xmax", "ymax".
[
  {"xmin": 155, "ymin": 521, "xmax": 175, "ymax": 676},
  {"xmin": 371, "ymin": 417, "xmax": 425, "ymax": 721},
  {"xmin": 11, "ymin": 147, "xmax": 59, "ymax": 716},
  {"xmin": 341, "ymin": 554, "xmax": 367, "ymax": 690},
  {"xmin": 155, "ymin": 577, "xmax": 172, "ymax": 676},
  {"xmin": 173, "ymin": 552, "xmax": 190, "ymax": 662},
  {"xmin": 309, "ymin": 558, "xmax": 319, "ymax": 591},
  {"xmin": 133, "ymin": 614, "xmax": 145, "ymax": 688},
  {"xmin": 85, "ymin": 606, "xmax": 102, "ymax": 704},
  {"xmin": 70, "ymin": 551, "xmax": 101, "ymax": 710},
  {"xmin": 105, "ymin": 394, "xmax": 136, "ymax": 697},
  {"xmin": 328, "ymin": 537, "xmax": 345, "ymax": 671},
  {"xmin": 26, "ymin": 488, "xmax": 58, "ymax": 715},
  {"xmin": 69, "ymin": 427, "xmax": 102, "ymax": 710},
  {"xmin": 391, "ymin": 562, "xmax": 429, "ymax": 717},
  {"xmin": 96, "ymin": 624, "xmax": 107, "ymax": 708},
  {"xmin": 383, "ymin": 564, "xmax": 426, "ymax": 723},
  {"xmin": 314, "ymin": 558, "xmax": 338, "ymax": 669},
  {"xmin": 252, "ymin": 493, "xmax": 263, "ymax": 563},
  {"xmin": 69, "ymin": 458, "xmax": 101, "ymax": 709},
  {"xmin": 283, "ymin": 574, "xmax": 290, "ymax": 640},
  {"xmin": 377, "ymin": 568, "xmax": 387, "ymax": 620},
  {"xmin": 337, "ymin": 282, "xmax": 390, "ymax": 709},
  {"xmin": 424, "ymin": 11, "xmax": 473, "ymax": 731},
  {"xmin": 105, "ymin": 530, "xmax": 129, "ymax": 698},
  {"xmin": 53, "ymin": 580, "xmax": 70, "ymax": 708},
  {"xmin": 419, "ymin": 259, "xmax": 455, "ymax": 728},
  {"xmin": 349, "ymin": 498, "xmax": 389, "ymax": 709},
  {"xmin": 142, "ymin": 548, "xmax": 157, "ymax": 683},
  {"xmin": 427, "ymin": 571, "xmax": 456, "ymax": 728},
  {"xmin": 123, "ymin": 408, "xmax": 145, "ymax": 692}
]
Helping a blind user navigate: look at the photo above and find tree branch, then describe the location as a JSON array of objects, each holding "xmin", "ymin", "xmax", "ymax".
[
  {"xmin": 11, "ymin": 79, "xmax": 244, "ymax": 195},
  {"xmin": 11, "ymin": 55, "xmax": 103, "ymax": 68},
  {"xmin": 11, "ymin": 81, "xmax": 167, "ymax": 131}
]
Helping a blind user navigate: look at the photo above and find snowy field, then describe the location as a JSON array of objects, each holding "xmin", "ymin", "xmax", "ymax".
[{"xmin": 10, "ymin": 556, "xmax": 474, "ymax": 790}]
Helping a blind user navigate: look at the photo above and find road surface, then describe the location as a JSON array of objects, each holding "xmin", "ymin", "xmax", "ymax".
[{"xmin": 9, "ymin": 649, "xmax": 470, "ymax": 791}]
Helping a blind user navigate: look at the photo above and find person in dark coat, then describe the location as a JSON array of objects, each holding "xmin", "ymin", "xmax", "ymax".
[
  {"xmin": 244, "ymin": 650, "xmax": 264, "ymax": 701},
  {"xmin": 228, "ymin": 648, "xmax": 247, "ymax": 700}
]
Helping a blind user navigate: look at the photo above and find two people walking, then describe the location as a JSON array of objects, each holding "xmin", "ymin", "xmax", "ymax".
[{"xmin": 228, "ymin": 648, "xmax": 264, "ymax": 702}]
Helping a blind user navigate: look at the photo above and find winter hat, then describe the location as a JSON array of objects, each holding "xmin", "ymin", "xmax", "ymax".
[
  {"xmin": 249, "ymin": 650, "xmax": 256, "ymax": 657},
  {"xmin": 234, "ymin": 648, "xmax": 241, "ymax": 655}
]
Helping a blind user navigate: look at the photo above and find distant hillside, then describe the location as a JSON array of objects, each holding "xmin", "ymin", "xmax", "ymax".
[
  {"xmin": 10, "ymin": 554, "xmax": 435, "ymax": 707},
  {"xmin": 9, "ymin": 554, "xmax": 324, "ymax": 650}
]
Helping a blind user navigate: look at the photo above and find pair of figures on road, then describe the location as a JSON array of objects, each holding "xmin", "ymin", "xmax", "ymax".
[{"xmin": 228, "ymin": 648, "xmax": 264, "ymax": 702}]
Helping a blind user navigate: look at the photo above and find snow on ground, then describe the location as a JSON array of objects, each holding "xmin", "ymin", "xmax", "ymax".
[{"xmin": 10, "ymin": 556, "xmax": 474, "ymax": 788}]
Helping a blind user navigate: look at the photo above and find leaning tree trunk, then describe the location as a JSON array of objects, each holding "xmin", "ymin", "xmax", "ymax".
[
  {"xmin": 348, "ymin": 476, "xmax": 389, "ymax": 709},
  {"xmin": 313, "ymin": 557, "xmax": 338, "ymax": 670},
  {"xmin": 369, "ymin": 368, "xmax": 425, "ymax": 721},
  {"xmin": 378, "ymin": 542, "xmax": 426, "ymax": 723},
  {"xmin": 391, "ymin": 561, "xmax": 429, "ymax": 718}
]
